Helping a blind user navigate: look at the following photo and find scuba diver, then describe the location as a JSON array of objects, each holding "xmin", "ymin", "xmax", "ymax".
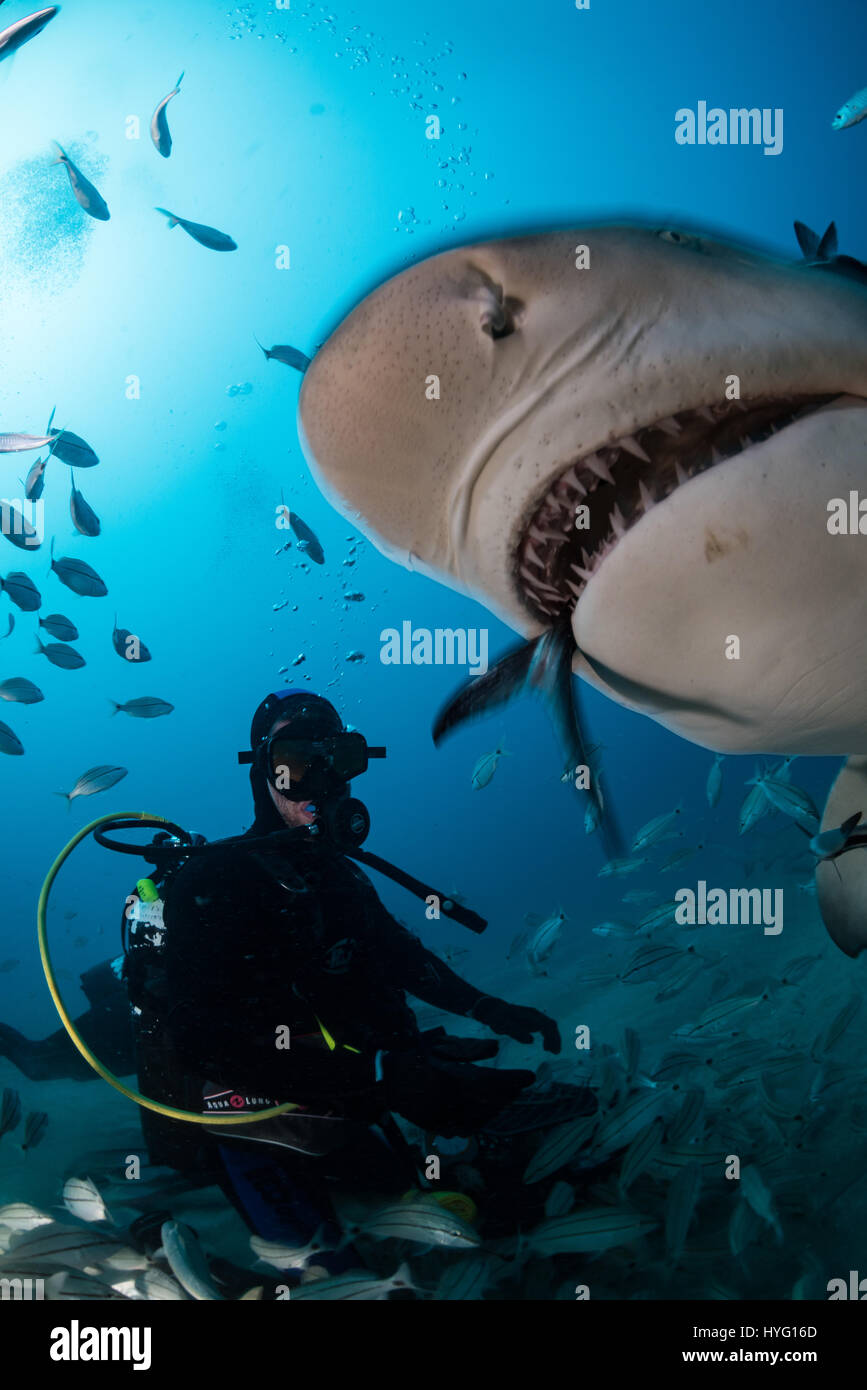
[
  {"xmin": 1, "ymin": 687, "xmax": 594, "ymax": 1275},
  {"xmin": 144, "ymin": 688, "xmax": 564, "ymax": 1268}
]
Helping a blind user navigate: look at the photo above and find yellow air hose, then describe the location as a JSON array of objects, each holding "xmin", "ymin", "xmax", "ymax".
[{"xmin": 37, "ymin": 811, "xmax": 301, "ymax": 1124}]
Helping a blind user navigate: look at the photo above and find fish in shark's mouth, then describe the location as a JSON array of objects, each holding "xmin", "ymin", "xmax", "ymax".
[{"xmin": 516, "ymin": 393, "xmax": 839, "ymax": 621}]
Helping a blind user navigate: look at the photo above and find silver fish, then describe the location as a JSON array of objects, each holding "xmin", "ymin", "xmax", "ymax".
[
  {"xmin": 62, "ymin": 1176, "xmax": 111, "ymax": 1224},
  {"xmin": 598, "ymin": 854, "xmax": 648, "ymax": 877},
  {"xmin": 471, "ymin": 746, "xmax": 509, "ymax": 789},
  {"xmin": 53, "ymin": 143, "xmax": 110, "ymax": 221},
  {"xmin": 618, "ymin": 1116, "xmax": 665, "ymax": 1194},
  {"xmin": 666, "ymin": 1088, "xmax": 705, "ymax": 1144},
  {"xmin": 817, "ymin": 996, "xmax": 861, "ymax": 1055},
  {"xmin": 23, "ymin": 455, "xmax": 48, "ymax": 500},
  {"xmin": 0, "ymin": 677, "xmax": 43, "ymax": 704},
  {"xmin": 832, "ymin": 84, "xmax": 867, "ymax": 130},
  {"xmin": 0, "ymin": 721, "xmax": 23, "ymax": 756},
  {"xmin": 110, "ymin": 696, "xmax": 173, "ymax": 719},
  {"xmin": 0, "ymin": 1223, "xmax": 130, "ymax": 1272},
  {"xmin": 525, "ymin": 908, "xmax": 567, "ymax": 974},
  {"xmin": 155, "ymin": 207, "xmax": 236, "ymax": 251},
  {"xmin": 0, "ymin": 1203, "xmax": 53, "ymax": 1231},
  {"xmin": 673, "ymin": 993, "xmax": 765, "ymax": 1039},
  {"xmin": 0, "ymin": 6, "xmax": 58, "ymax": 62},
  {"xmin": 435, "ymin": 1254, "xmax": 502, "ymax": 1301},
  {"xmin": 544, "ymin": 1181, "xmax": 575, "ymax": 1219},
  {"xmin": 69, "ymin": 472, "xmax": 100, "ymax": 536},
  {"xmin": 523, "ymin": 1114, "xmax": 598, "ymax": 1184},
  {"xmin": 250, "ymin": 1226, "xmax": 331, "ymax": 1271},
  {"xmin": 665, "ymin": 1161, "xmax": 703, "ymax": 1258},
  {"xmin": 753, "ymin": 773, "xmax": 819, "ymax": 831},
  {"xmin": 739, "ymin": 1164, "xmax": 782, "ymax": 1242},
  {"xmin": 58, "ymin": 765, "xmax": 128, "ymax": 804},
  {"xmin": 594, "ymin": 1091, "xmax": 673, "ymax": 1158},
  {"xmin": 290, "ymin": 1262, "xmax": 417, "ymax": 1300},
  {"xmin": 357, "ymin": 1196, "xmax": 479, "ymax": 1248},
  {"xmin": 621, "ymin": 943, "xmax": 692, "ymax": 985},
  {"xmin": 654, "ymin": 956, "xmax": 705, "ymax": 1002},
  {"xmin": 528, "ymin": 1207, "xmax": 660, "ymax": 1255},
  {"xmin": 631, "ymin": 806, "xmax": 682, "ymax": 851},
  {"xmin": 706, "ymin": 753, "xmax": 724, "ymax": 807},
  {"xmin": 592, "ymin": 919, "xmax": 637, "ymax": 939},
  {"xmin": 161, "ymin": 1220, "xmax": 223, "ymax": 1300},
  {"xmin": 652, "ymin": 1052, "xmax": 702, "ymax": 1084},
  {"xmin": 0, "ymin": 432, "xmax": 57, "ymax": 452},
  {"xmin": 150, "ymin": 71, "xmax": 184, "ymax": 157}
]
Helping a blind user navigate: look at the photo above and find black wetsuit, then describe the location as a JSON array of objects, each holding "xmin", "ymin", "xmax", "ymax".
[{"xmin": 161, "ymin": 829, "xmax": 524, "ymax": 1130}]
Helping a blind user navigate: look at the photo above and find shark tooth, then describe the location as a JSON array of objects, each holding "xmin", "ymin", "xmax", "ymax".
[
  {"xmin": 562, "ymin": 464, "xmax": 587, "ymax": 496},
  {"xmin": 697, "ymin": 405, "xmax": 716, "ymax": 423},
  {"xmin": 570, "ymin": 561, "xmax": 595, "ymax": 583},
  {"xmin": 619, "ymin": 434, "xmax": 652, "ymax": 462},
  {"xmin": 638, "ymin": 479, "xmax": 656, "ymax": 512},
  {"xmin": 564, "ymin": 578, "xmax": 583, "ymax": 598},
  {"xmin": 584, "ymin": 453, "xmax": 615, "ymax": 484},
  {"xmin": 611, "ymin": 505, "xmax": 627, "ymax": 538},
  {"xmin": 674, "ymin": 459, "xmax": 689, "ymax": 486},
  {"xmin": 656, "ymin": 416, "xmax": 682, "ymax": 436}
]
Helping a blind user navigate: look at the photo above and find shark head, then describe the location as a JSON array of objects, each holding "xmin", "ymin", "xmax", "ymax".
[{"xmin": 299, "ymin": 224, "xmax": 867, "ymax": 757}]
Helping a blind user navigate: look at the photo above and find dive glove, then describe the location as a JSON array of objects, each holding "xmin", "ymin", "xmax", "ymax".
[{"xmin": 469, "ymin": 996, "xmax": 562, "ymax": 1053}]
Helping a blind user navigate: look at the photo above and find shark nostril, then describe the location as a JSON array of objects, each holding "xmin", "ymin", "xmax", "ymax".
[{"xmin": 482, "ymin": 295, "xmax": 523, "ymax": 340}]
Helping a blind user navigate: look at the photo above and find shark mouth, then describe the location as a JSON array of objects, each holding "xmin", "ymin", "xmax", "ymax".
[{"xmin": 515, "ymin": 393, "xmax": 839, "ymax": 622}]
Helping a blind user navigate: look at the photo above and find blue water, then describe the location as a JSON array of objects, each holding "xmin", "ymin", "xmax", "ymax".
[{"xmin": 0, "ymin": 0, "xmax": 865, "ymax": 1300}]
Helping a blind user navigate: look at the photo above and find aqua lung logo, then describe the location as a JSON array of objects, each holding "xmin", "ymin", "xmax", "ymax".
[
  {"xmin": 1, "ymin": 1276, "xmax": 44, "ymax": 1299},
  {"xmin": 49, "ymin": 1321, "xmax": 151, "ymax": 1370},
  {"xmin": 380, "ymin": 621, "xmax": 489, "ymax": 675},
  {"xmin": 675, "ymin": 102, "xmax": 783, "ymax": 156},
  {"xmin": 0, "ymin": 497, "xmax": 43, "ymax": 546}
]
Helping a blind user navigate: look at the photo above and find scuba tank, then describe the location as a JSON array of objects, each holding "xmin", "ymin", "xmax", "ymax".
[{"xmin": 122, "ymin": 840, "xmax": 217, "ymax": 1173}]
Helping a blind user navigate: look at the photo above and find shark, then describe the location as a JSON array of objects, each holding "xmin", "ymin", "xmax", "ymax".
[{"xmin": 296, "ymin": 223, "xmax": 867, "ymax": 954}]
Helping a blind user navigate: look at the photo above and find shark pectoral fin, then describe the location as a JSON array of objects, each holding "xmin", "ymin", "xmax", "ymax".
[
  {"xmin": 818, "ymin": 221, "xmax": 839, "ymax": 260},
  {"xmin": 794, "ymin": 220, "xmax": 820, "ymax": 259},
  {"xmin": 433, "ymin": 622, "xmax": 624, "ymax": 857},
  {"xmin": 432, "ymin": 635, "xmax": 539, "ymax": 744},
  {"xmin": 817, "ymin": 756, "xmax": 867, "ymax": 957}
]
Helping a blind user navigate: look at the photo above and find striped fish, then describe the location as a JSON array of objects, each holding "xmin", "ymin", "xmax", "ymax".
[
  {"xmin": 523, "ymin": 1114, "xmax": 598, "ymax": 1185},
  {"xmin": 528, "ymin": 1207, "xmax": 659, "ymax": 1255},
  {"xmin": 594, "ymin": 1090, "xmax": 673, "ymax": 1158},
  {"xmin": 357, "ymin": 1197, "xmax": 479, "ymax": 1248},
  {"xmin": 290, "ymin": 1263, "xmax": 417, "ymax": 1300},
  {"xmin": 665, "ymin": 1161, "xmax": 703, "ymax": 1258},
  {"xmin": 619, "ymin": 1116, "xmax": 665, "ymax": 1194},
  {"xmin": 161, "ymin": 1220, "xmax": 224, "ymax": 1300}
]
